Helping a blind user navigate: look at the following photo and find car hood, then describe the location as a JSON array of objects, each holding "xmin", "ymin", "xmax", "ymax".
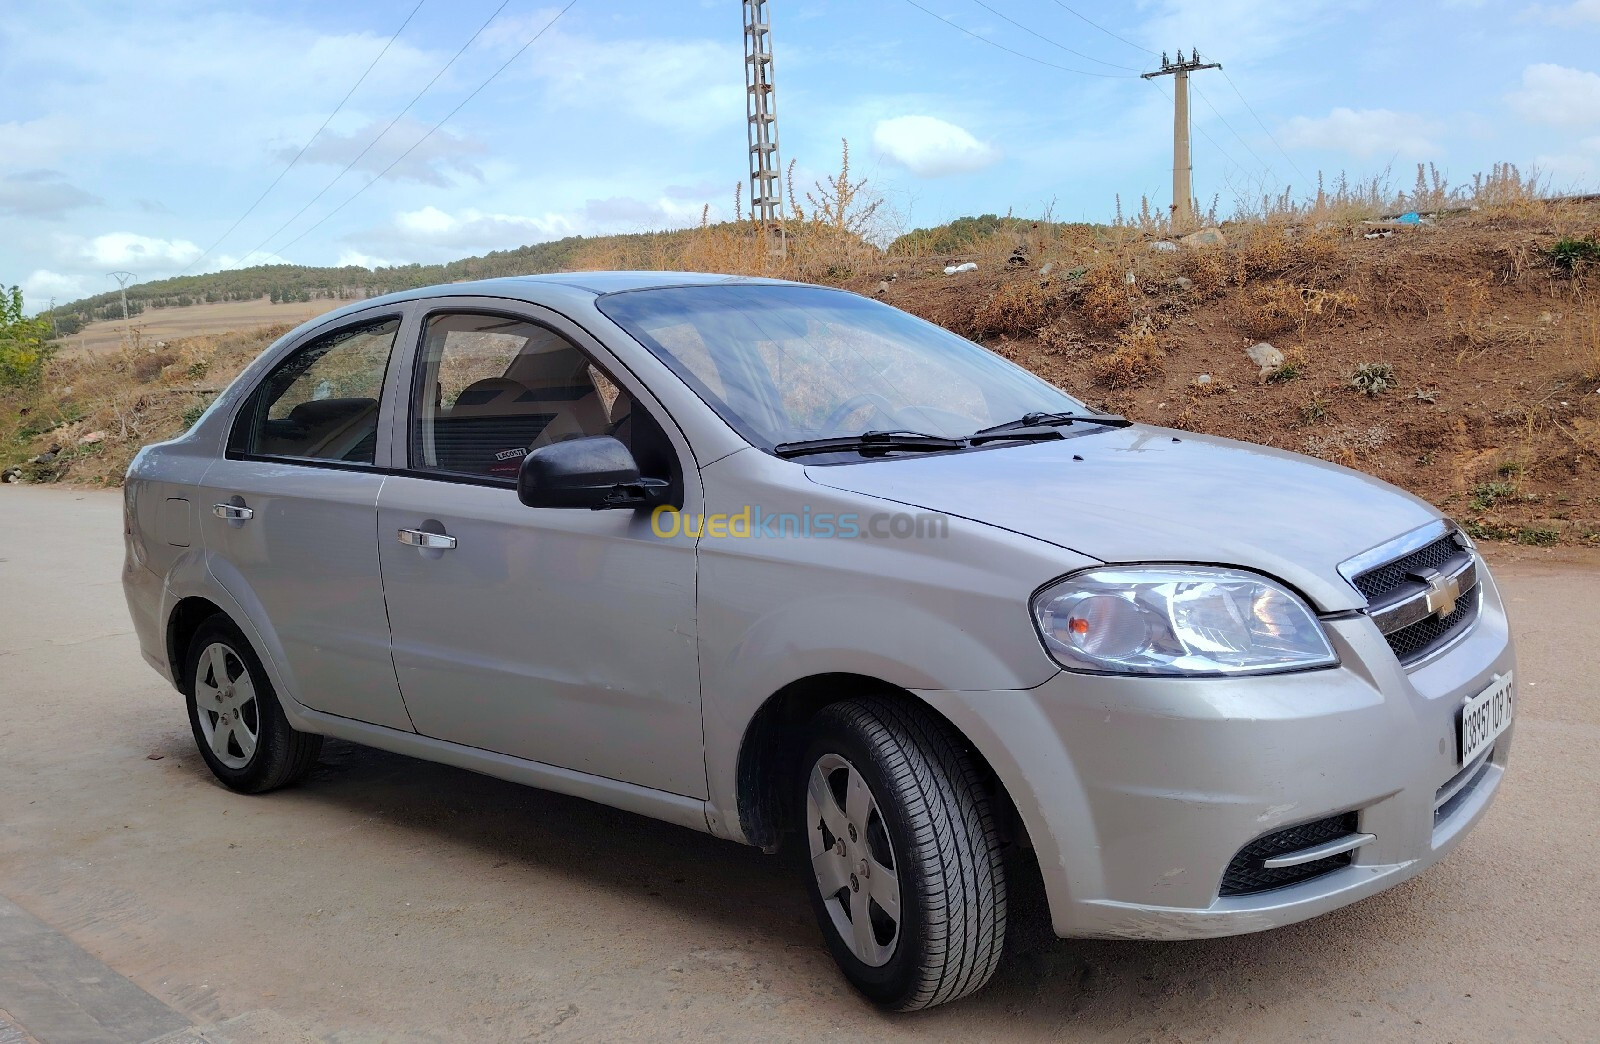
[{"xmin": 803, "ymin": 425, "xmax": 1442, "ymax": 612}]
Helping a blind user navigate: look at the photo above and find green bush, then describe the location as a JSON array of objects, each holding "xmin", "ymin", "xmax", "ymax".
[{"xmin": 0, "ymin": 286, "xmax": 55, "ymax": 389}]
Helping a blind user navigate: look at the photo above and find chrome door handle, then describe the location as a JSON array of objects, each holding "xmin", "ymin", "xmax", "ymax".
[
  {"xmin": 397, "ymin": 528, "xmax": 457, "ymax": 550},
  {"xmin": 212, "ymin": 503, "xmax": 254, "ymax": 521}
]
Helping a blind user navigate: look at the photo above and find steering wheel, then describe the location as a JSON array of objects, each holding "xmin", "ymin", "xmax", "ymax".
[{"xmin": 818, "ymin": 392, "xmax": 903, "ymax": 436}]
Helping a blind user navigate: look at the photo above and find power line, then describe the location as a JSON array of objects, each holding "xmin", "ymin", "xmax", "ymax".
[
  {"xmin": 1043, "ymin": 0, "xmax": 1158, "ymax": 57},
  {"xmin": 966, "ymin": 0, "xmax": 1140, "ymax": 72},
  {"xmin": 1220, "ymin": 67, "xmax": 1309, "ymax": 184},
  {"xmin": 177, "ymin": 0, "xmax": 426, "ymax": 277},
  {"xmin": 266, "ymin": 0, "xmax": 581, "ymax": 260},
  {"xmin": 900, "ymin": 0, "xmax": 1136, "ymax": 78},
  {"xmin": 232, "ymin": 0, "xmax": 517, "ymax": 269},
  {"xmin": 1191, "ymin": 80, "xmax": 1282, "ymax": 187}
]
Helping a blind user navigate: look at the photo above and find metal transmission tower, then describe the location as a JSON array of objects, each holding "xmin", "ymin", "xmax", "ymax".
[
  {"xmin": 743, "ymin": 0, "xmax": 785, "ymax": 257},
  {"xmin": 1142, "ymin": 49, "xmax": 1222, "ymax": 228},
  {"xmin": 108, "ymin": 271, "xmax": 136, "ymax": 345}
]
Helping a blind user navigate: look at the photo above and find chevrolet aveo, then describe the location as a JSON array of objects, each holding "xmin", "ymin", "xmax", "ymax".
[{"xmin": 123, "ymin": 273, "xmax": 1515, "ymax": 1010}]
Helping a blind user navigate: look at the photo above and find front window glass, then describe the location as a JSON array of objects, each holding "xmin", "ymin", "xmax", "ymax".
[
  {"xmin": 598, "ymin": 284, "xmax": 1086, "ymax": 450},
  {"xmin": 409, "ymin": 313, "xmax": 636, "ymax": 481},
  {"xmin": 235, "ymin": 317, "xmax": 398, "ymax": 464}
]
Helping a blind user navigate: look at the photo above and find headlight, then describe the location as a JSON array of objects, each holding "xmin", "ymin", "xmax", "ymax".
[{"xmin": 1032, "ymin": 567, "xmax": 1337, "ymax": 676}]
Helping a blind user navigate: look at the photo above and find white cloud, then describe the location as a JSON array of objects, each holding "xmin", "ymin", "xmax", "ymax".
[
  {"xmin": 1280, "ymin": 108, "xmax": 1440, "ymax": 158},
  {"xmin": 1508, "ymin": 64, "xmax": 1600, "ymax": 127},
  {"xmin": 391, "ymin": 205, "xmax": 579, "ymax": 250},
  {"xmin": 83, "ymin": 233, "xmax": 201, "ymax": 267},
  {"xmin": 21, "ymin": 269, "xmax": 89, "ymax": 304},
  {"xmin": 1522, "ymin": 0, "xmax": 1600, "ymax": 23},
  {"xmin": 335, "ymin": 250, "xmax": 397, "ymax": 270},
  {"xmin": 872, "ymin": 116, "xmax": 999, "ymax": 177}
]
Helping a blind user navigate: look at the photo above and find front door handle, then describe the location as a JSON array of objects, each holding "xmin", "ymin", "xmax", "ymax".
[
  {"xmin": 212, "ymin": 503, "xmax": 254, "ymax": 521},
  {"xmin": 397, "ymin": 528, "xmax": 457, "ymax": 550}
]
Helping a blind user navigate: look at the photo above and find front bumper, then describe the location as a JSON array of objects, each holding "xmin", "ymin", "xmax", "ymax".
[{"xmin": 916, "ymin": 566, "xmax": 1515, "ymax": 940}]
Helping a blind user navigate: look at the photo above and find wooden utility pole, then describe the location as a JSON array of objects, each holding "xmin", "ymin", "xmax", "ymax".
[{"xmin": 1142, "ymin": 49, "xmax": 1221, "ymax": 228}]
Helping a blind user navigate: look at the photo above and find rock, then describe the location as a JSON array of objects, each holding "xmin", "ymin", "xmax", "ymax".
[
  {"xmin": 1123, "ymin": 270, "xmax": 1137, "ymax": 285},
  {"xmin": 1174, "ymin": 276, "xmax": 1194, "ymax": 291},
  {"xmin": 1007, "ymin": 248, "xmax": 1030, "ymax": 268},
  {"xmin": 875, "ymin": 280, "xmax": 890, "ymax": 296},
  {"xmin": 1246, "ymin": 342, "xmax": 1285, "ymax": 375},
  {"xmin": 1039, "ymin": 262, "xmax": 1055, "ymax": 278},
  {"xmin": 78, "ymin": 431, "xmax": 107, "ymax": 445},
  {"xmin": 1180, "ymin": 226, "xmax": 1226, "ymax": 249},
  {"xmin": 1148, "ymin": 240, "xmax": 1178, "ymax": 252}
]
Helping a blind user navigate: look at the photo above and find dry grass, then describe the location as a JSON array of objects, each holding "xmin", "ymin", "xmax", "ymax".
[{"xmin": 3, "ymin": 326, "xmax": 286, "ymax": 484}]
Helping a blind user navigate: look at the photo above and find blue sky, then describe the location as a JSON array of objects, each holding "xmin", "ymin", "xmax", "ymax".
[{"xmin": 5, "ymin": 0, "xmax": 1599, "ymax": 306}]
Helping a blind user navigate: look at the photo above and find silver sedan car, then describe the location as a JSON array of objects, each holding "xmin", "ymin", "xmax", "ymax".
[{"xmin": 123, "ymin": 273, "xmax": 1514, "ymax": 1010}]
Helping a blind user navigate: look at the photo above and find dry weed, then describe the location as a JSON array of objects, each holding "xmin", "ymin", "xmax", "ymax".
[
  {"xmin": 1094, "ymin": 322, "xmax": 1163, "ymax": 388},
  {"xmin": 972, "ymin": 280, "xmax": 1063, "ymax": 337}
]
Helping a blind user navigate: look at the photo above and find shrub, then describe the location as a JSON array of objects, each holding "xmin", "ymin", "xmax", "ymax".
[
  {"xmin": 1078, "ymin": 269, "xmax": 1134, "ymax": 331},
  {"xmin": 0, "ymin": 285, "xmax": 55, "ymax": 389},
  {"xmin": 971, "ymin": 279, "xmax": 1062, "ymax": 337},
  {"xmin": 1517, "ymin": 525, "xmax": 1560, "ymax": 547},
  {"xmin": 1470, "ymin": 481, "xmax": 1517, "ymax": 511},
  {"xmin": 1548, "ymin": 234, "xmax": 1600, "ymax": 274},
  {"xmin": 1350, "ymin": 361, "xmax": 1396, "ymax": 397},
  {"xmin": 1094, "ymin": 324, "xmax": 1162, "ymax": 388}
]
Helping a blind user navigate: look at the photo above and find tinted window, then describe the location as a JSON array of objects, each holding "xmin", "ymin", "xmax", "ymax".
[
  {"xmin": 598, "ymin": 285, "xmax": 1086, "ymax": 450},
  {"xmin": 233, "ymin": 318, "xmax": 398, "ymax": 464},
  {"xmin": 410, "ymin": 313, "xmax": 673, "ymax": 485}
]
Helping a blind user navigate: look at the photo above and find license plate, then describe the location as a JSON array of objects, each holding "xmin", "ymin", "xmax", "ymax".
[{"xmin": 1459, "ymin": 672, "xmax": 1514, "ymax": 767}]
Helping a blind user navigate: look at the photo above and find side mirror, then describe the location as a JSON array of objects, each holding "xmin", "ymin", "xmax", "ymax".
[{"xmin": 517, "ymin": 435, "xmax": 670, "ymax": 510}]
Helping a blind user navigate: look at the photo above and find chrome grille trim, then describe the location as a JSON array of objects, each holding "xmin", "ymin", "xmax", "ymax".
[
  {"xmin": 1337, "ymin": 518, "xmax": 1459, "ymax": 587},
  {"xmin": 1339, "ymin": 520, "xmax": 1482, "ymax": 667}
]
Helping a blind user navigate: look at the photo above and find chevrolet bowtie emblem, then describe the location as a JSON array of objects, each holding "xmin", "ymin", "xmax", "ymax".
[{"xmin": 1412, "ymin": 568, "xmax": 1461, "ymax": 619}]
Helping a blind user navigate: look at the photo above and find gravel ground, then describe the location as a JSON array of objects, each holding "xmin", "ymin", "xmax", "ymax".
[{"xmin": 1, "ymin": 486, "xmax": 1596, "ymax": 1043}]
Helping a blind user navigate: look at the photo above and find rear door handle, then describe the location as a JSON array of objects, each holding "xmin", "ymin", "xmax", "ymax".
[
  {"xmin": 212, "ymin": 503, "xmax": 254, "ymax": 521},
  {"xmin": 398, "ymin": 528, "xmax": 457, "ymax": 550}
]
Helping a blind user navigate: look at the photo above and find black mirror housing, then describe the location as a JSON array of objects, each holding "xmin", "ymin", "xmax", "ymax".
[{"xmin": 517, "ymin": 435, "xmax": 670, "ymax": 510}]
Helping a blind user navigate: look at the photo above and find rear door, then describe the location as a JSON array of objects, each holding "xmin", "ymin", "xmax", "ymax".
[
  {"xmin": 374, "ymin": 300, "xmax": 705, "ymax": 797},
  {"xmin": 199, "ymin": 306, "xmax": 414, "ymax": 731}
]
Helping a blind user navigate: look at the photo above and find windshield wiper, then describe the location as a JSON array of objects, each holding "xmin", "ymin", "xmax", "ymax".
[
  {"xmin": 773, "ymin": 430, "xmax": 967, "ymax": 459},
  {"xmin": 969, "ymin": 410, "xmax": 1133, "ymax": 439}
]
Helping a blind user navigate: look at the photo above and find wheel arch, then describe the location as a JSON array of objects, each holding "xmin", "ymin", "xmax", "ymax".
[
  {"xmin": 733, "ymin": 673, "xmax": 1024, "ymax": 856},
  {"xmin": 166, "ymin": 595, "xmax": 230, "ymax": 694}
]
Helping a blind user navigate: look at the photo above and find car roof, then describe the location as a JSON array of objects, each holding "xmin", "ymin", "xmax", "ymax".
[{"xmin": 299, "ymin": 271, "xmax": 828, "ymax": 336}]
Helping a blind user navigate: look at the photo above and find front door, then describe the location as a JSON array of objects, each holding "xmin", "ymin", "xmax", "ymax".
[
  {"xmin": 200, "ymin": 308, "xmax": 414, "ymax": 732},
  {"xmin": 375, "ymin": 305, "xmax": 705, "ymax": 797}
]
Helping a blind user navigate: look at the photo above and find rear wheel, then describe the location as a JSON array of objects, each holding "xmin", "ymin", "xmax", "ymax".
[
  {"xmin": 798, "ymin": 696, "xmax": 1007, "ymax": 1010},
  {"xmin": 184, "ymin": 615, "xmax": 321, "ymax": 793}
]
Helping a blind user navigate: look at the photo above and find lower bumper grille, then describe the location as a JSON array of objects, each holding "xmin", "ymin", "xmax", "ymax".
[{"xmin": 1220, "ymin": 812, "xmax": 1361, "ymax": 897}]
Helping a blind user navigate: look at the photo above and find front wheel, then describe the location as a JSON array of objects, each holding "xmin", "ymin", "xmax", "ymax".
[
  {"xmin": 798, "ymin": 696, "xmax": 1007, "ymax": 1010},
  {"xmin": 184, "ymin": 615, "xmax": 321, "ymax": 793}
]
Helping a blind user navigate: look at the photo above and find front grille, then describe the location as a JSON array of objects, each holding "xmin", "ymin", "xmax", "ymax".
[
  {"xmin": 1220, "ymin": 812, "xmax": 1360, "ymax": 897},
  {"xmin": 1351, "ymin": 534, "xmax": 1463, "ymax": 602},
  {"xmin": 1383, "ymin": 594, "xmax": 1478, "ymax": 664}
]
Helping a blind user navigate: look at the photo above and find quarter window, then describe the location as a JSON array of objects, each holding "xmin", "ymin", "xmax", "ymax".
[{"xmin": 232, "ymin": 318, "xmax": 398, "ymax": 464}]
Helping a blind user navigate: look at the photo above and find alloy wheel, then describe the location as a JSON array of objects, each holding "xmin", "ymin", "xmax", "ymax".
[
  {"xmin": 806, "ymin": 752, "xmax": 902, "ymax": 967},
  {"xmin": 193, "ymin": 641, "xmax": 260, "ymax": 770}
]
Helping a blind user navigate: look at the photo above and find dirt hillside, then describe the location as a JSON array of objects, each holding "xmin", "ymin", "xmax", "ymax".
[{"xmin": 5, "ymin": 201, "xmax": 1599, "ymax": 547}]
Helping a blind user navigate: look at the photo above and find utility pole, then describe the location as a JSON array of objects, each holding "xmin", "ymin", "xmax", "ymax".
[
  {"xmin": 109, "ymin": 271, "xmax": 136, "ymax": 346},
  {"xmin": 742, "ymin": 0, "xmax": 785, "ymax": 259},
  {"xmin": 1142, "ymin": 49, "xmax": 1221, "ymax": 228}
]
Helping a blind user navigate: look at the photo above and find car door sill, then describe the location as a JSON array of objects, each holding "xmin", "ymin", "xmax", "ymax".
[{"xmin": 292, "ymin": 705, "xmax": 713, "ymax": 836}]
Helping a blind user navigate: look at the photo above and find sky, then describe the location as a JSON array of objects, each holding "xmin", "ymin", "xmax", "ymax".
[{"xmin": 4, "ymin": 0, "xmax": 1600, "ymax": 308}]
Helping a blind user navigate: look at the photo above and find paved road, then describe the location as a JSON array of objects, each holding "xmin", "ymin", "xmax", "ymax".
[{"xmin": 1, "ymin": 486, "xmax": 1597, "ymax": 1043}]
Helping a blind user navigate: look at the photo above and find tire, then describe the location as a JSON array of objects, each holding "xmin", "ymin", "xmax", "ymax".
[
  {"xmin": 797, "ymin": 695, "xmax": 1007, "ymax": 1011},
  {"xmin": 184, "ymin": 615, "xmax": 321, "ymax": 793}
]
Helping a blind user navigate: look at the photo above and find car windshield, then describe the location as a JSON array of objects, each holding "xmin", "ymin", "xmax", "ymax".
[{"xmin": 597, "ymin": 283, "xmax": 1090, "ymax": 452}]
